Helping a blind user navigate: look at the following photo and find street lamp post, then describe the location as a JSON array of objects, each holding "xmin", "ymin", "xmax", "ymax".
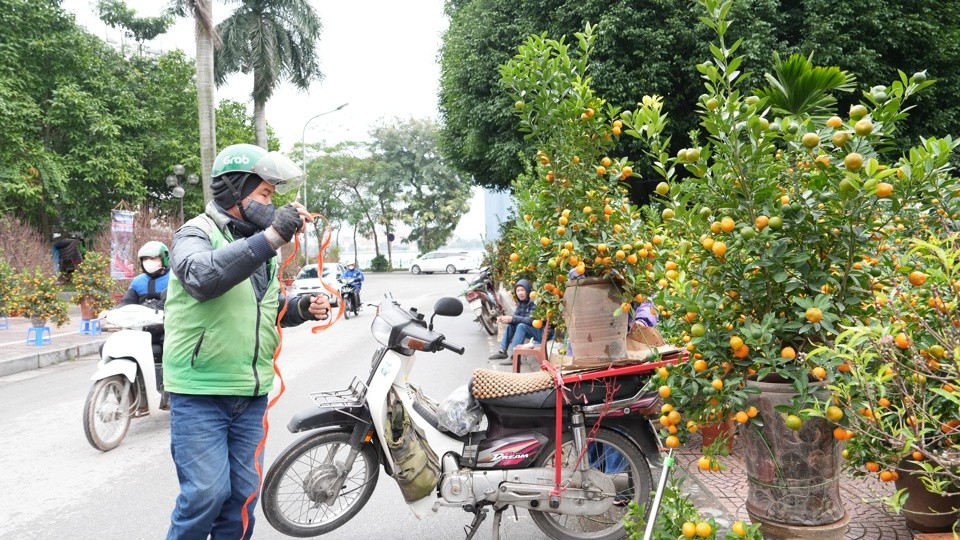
[
  {"xmin": 166, "ymin": 164, "xmax": 199, "ymax": 225},
  {"xmin": 299, "ymin": 102, "xmax": 348, "ymax": 259}
]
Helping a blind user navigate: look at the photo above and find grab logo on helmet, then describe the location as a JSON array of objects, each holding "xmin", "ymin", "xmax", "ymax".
[{"xmin": 222, "ymin": 155, "xmax": 251, "ymax": 165}]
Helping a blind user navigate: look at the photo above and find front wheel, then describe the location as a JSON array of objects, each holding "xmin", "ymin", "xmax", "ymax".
[
  {"xmin": 83, "ymin": 374, "xmax": 133, "ymax": 452},
  {"xmin": 530, "ymin": 429, "xmax": 652, "ymax": 540},
  {"xmin": 410, "ymin": 265, "xmax": 421, "ymax": 275},
  {"xmin": 262, "ymin": 431, "xmax": 380, "ymax": 537},
  {"xmin": 445, "ymin": 264, "xmax": 457, "ymax": 274},
  {"xmin": 479, "ymin": 299, "xmax": 497, "ymax": 335},
  {"xmin": 343, "ymin": 295, "xmax": 353, "ymax": 319}
]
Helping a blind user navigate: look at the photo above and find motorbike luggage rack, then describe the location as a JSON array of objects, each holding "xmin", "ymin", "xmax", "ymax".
[{"xmin": 309, "ymin": 377, "xmax": 368, "ymax": 409}]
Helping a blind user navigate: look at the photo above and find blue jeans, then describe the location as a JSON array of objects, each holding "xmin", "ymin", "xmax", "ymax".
[
  {"xmin": 166, "ymin": 394, "xmax": 268, "ymax": 540},
  {"xmin": 500, "ymin": 322, "xmax": 545, "ymax": 353}
]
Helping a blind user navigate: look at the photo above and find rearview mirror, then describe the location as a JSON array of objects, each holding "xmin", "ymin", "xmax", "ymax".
[{"xmin": 433, "ymin": 297, "xmax": 464, "ymax": 317}]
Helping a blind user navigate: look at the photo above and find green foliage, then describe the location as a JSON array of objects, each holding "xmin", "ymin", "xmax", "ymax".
[
  {"xmin": 754, "ymin": 52, "xmax": 856, "ymax": 120},
  {"xmin": 370, "ymin": 118, "xmax": 472, "ymax": 254},
  {"xmin": 623, "ymin": 476, "xmax": 761, "ymax": 539},
  {"xmin": 369, "ymin": 254, "xmax": 389, "ymax": 272},
  {"xmin": 96, "ymin": 0, "xmax": 174, "ymax": 52},
  {"xmin": 0, "ymin": 252, "xmax": 17, "ymax": 316},
  {"xmin": 439, "ymin": 0, "xmax": 960, "ymax": 193}
]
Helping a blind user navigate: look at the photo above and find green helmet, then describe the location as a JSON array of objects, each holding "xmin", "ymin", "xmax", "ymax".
[
  {"xmin": 138, "ymin": 241, "xmax": 169, "ymax": 267},
  {"xmin": 211, "ymin": 144, "xmax": 304, "ymax": 194}
]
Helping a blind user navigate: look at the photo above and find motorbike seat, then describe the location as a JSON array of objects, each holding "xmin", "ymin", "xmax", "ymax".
[{"xmin": 470, "ymin": 368, "xmax": 654, "ymax": 409}]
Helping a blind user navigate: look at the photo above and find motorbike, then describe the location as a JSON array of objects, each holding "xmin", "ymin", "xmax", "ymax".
[
  {"xmin": 339, "ymin": 278, "xmax": 362, "ymax": 319},
  {"xmin": 82, "ymin": 304, "xmax": 165, "ymax": 452},
  {"xmin": 458, "ymin": 267, "xmax": 502, "ymax": 335},
  {"xmin": 261, "ymin": 295, "xmax": 670, "ymax": 540}
]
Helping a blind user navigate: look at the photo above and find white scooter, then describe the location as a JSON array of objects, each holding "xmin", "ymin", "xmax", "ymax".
[{"xmin": 82, "ymin": 304, "xmax": 165, "ymax": 452}]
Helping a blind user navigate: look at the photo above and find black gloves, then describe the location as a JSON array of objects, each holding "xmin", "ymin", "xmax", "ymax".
[
  {"xmin": 271, "ymin": 204, "xmax": 303, "ymax": 242},
  {"xmin": 297, "ymin": 294, "xmax": 318, "ymax": 320}
]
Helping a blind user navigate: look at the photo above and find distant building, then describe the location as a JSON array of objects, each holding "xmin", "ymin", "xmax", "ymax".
[{"xmin": 484, "ymin": 189, "xmax": 515, "ymax": 242}]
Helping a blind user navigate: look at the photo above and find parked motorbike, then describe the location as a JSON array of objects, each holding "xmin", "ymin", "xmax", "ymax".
[
  {"xmin": 339, "ymin": 278, "xmax": 362, "ymax": 319},
  {"xmin": 261, "ymin": 295, "xmax": 667, "ymax": 540},
  {"xmin": 82, "ymin": 304, "xmax": 165, "ymax": 452},
  {"xmin": 458, "ymin": 267, "xmax": 501, "ymax": 335}
]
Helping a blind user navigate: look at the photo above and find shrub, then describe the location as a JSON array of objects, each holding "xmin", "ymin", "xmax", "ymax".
[{"xmin": 370, "ymin": 254, "xmax": 389, "ymax": 272}]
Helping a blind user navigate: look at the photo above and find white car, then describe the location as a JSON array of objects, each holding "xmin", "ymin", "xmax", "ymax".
[
  {"xmin": 289, "ymin": 263, "xmax": 345, "ymax": 301},
  {"xmin": 409, "ymin": 251, "xmax": 474, "ymax": 274}
]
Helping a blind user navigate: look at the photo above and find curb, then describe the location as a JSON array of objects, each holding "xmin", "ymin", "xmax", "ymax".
[{"xmin": 0, "ymin": 339, "xmax": 104, "ymax": 378}]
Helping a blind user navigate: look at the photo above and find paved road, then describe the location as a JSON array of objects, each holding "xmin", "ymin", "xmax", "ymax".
[{"xmin": 0, "ymin": 272, "xmax": 549, "ymax": 540}]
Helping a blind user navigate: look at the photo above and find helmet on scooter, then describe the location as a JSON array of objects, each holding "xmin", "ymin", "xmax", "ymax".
[{"xmin": 138, "ymin": 241, "xmax": 169, "ymax": 268}]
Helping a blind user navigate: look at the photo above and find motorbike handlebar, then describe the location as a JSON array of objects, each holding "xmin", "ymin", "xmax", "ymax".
[{"xmin": 440, "ymin": 340, "xmax": 465, "ymax": 355}]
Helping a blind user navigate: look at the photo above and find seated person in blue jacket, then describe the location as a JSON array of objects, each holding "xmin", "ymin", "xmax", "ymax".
[
  {"xmin": 488, "ymin": 278, "xmax": 546, "ymax": 364},
  {"xmin": 342, "ymin": 262, "xmax": 364, "ymax": 302},
  {"xmin": 116, "ymin": 241, "xmax": 171, "ymax": 310}
]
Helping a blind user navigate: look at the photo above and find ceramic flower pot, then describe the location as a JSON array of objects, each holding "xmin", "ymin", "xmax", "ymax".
[
  {"xmin": 895, "ymin": 457, "xmax": 960, "ymax": 532},
  {"xmin": 562, "ymin": 277, "xmax": 627, "ymax": 368}
]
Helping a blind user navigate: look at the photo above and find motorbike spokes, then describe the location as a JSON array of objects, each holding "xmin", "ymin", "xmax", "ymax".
[
  {"xmin": 83, "ymin": 375, "xmax": 133, "ymax": 452},
  {"xmin": 530, "ymin": 430, "xmax": 652, "ymax": 540},
  {"xmin": 262, "ymin": 431, "xmax": 379, "ymax": 537}
]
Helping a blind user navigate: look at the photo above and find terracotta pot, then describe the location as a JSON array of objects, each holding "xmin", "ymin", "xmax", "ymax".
[
  {"xmin": 741, "ymin": 377, "xmax": 846, "ymax": 530},
  {"xmin": 562, "ymin": 277, "xmax": 627, "ymax": 365},
  {"xmin": 895, "ymin": 457, "xmax": 960, "ymax": 532},
  {"xmin": 700, "ymin": 419, "xmax": 735, "ymax": 453},
  {"xmin": 283, "ymin": 278, "xmax": 294, "ymax": 287},
  {"xmin": 79, "ymin": 296, "xmax": 96, "ymax": 320},
  {"xmin": 30, "ymin": 316, "xmax": 48, "ymax": 328}
]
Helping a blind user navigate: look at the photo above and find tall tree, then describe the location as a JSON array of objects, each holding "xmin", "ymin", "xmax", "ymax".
[
  {"xmin": 370, "ymin": 118, "xmax": 472, "ymax": 255},
  {"xmin": 96, "ymin": 0, "xmax": 174, "ymax": 55},
  {"xmin": 169, "ymin": 0, "xmax": 219, "ymax": 203},
  {"xmin": 215, "ymin": 0, "xmax": 323, "ymax": 149}
]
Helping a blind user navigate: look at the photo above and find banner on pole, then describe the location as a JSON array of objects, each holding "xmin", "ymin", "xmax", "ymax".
[{"xmin": 110, "ymin": 209, "xmax": 136, "ymax": 279}]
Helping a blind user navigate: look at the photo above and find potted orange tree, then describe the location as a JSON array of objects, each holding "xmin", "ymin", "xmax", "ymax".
[
  {"xmin": 11, "ymin": 267, "xmax": 70, "ymax": 328},
  {"xmin": 499, "ymin": 25, "xmax": 659, "ymax": 365},
  {"xmin": 71, "ymin": 251, "xmax": 115, "ymax": 319},
  {"xmin": 818, "ymin": 233, "xmax": 960, "ymax": 532},
  {"xmin": 619, "ymin": 0, "xmax": 958, "ymax": 535}
]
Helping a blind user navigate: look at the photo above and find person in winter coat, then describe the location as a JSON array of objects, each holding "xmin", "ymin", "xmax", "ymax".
[
  {"xmin": 114, "ymin": 241, "xmax": 171, "ymax": 310},
  {"xmin": 162, "ymin": 144, "xmax": 331, "ymax": 540},
  {"xmin": 488, "ymin": 278, "xmax": 544, "ymax": 364}
]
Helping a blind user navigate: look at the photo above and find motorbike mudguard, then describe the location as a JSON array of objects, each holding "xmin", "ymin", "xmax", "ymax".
[
  {"xmin": 602, "ymin": 417, "xmax": 663, "ymax": 467},
  {"xmin": 288, "ymin": 403, "xmax": 372, "ymax": 433},
  {"xmin": 90, "ymin": 358, "xmax": 138, "ymax": 383}
]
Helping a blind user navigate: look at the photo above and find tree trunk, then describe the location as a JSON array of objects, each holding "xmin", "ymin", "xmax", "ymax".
[
  {"xmin": 253, "ymin": 98, "xmax": 268, "ymax": 149},
  {"xmin": 380, "ymin": 200, "xmax": 393, "ymax": 269},
  {"xmin": 352, "ymin": 224, "xmax": 359, "ymax": 266},
  {"xmin": 195, "ymin": 10, "xmax": 217, "ymax": 205}
]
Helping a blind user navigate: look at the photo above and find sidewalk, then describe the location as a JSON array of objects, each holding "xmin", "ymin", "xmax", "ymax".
[{"xmin": 0, "ymin": 305, "xmax": 106, "ymax": 377}]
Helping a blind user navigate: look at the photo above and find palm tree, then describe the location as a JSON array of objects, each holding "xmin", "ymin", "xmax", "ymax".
[
  {"xmin": 168, "ymin": 0, "xmax": 220, "ymax": 203},
  {"xmin": 754, "ymin": 52, "xmax": 856, "ymax": 121},
  {"xmin": 215, "ymin": 0, "xmax": 323, "ymax": 149}
]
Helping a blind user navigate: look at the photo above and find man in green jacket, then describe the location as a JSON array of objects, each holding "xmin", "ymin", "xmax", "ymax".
[{"xmin": 163, "ymin": 144, "xmax": 331, "ymax": 540}]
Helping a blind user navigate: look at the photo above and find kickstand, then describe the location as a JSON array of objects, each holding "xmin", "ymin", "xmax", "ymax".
[
  {"xmin": 463, "ymin": 507, "xmax": 488, "ymax": 540},
  {"xmin": 490, "ymin": 506, "xmax": 505, "ymax": 540}
]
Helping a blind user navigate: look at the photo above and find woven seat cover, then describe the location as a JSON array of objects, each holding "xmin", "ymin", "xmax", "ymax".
[{"xmin": 471, "ymin": 368, "xmax": 554, "ymax": 400}]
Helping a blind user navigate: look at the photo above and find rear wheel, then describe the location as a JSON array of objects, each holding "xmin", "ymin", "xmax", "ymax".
[
  {"xmin": 479, "ymin": 299, "xmax": 497, "ymax": 335},
  {"xmin": 530, "ymin": 429, "xmax": 652, "ymax": 540},
  {"xmin": 445, "ymin": 264, "xmax": 457, "ymax": 274},
  {"xmin": 262, "ymin": 431, "xmax": 380, "ymax": 537},
  {"xmin": 83, "ymin": 375, "xmax": 133, "ymax": 452},
  {"xmin": 410, "ymin": 265, "xmax": 421, "ymax": 275}
]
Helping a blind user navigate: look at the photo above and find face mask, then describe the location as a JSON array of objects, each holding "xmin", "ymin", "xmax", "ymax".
[
  {"xmin": 240, "ymin": 198, "xmax": 276, "ymax": 231},
  {"xmin": 143, "ymin": 260, "xmax": 163, "ymax": 274}
]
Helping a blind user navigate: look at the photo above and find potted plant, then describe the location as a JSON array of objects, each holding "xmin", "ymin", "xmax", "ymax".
[
  {"xmin": 0, "ymin": 253, "xmax": 16, "ymax": 319},
  {"xmin": 71, "ymin": 251, "xmax": 115, "ymax": 319},
  {"xmin": 11, "ymin": 267, "xmax": 70, "ymax": 327},
  {"xmin": 619, "ymin": 0, "xmax": 957, "ymax": 535},
  {"xmin": 818, "ymin": 233, "xmax": 960, "ymax": 532},
  {"xmin": 500, "ymin": 25, "xmax": 653, "ymax": 364}
]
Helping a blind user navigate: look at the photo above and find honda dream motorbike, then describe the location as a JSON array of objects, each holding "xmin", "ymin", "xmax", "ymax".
[{"xmin": 261, "ymin": 295, "xmax": 675, "ymax": 540}]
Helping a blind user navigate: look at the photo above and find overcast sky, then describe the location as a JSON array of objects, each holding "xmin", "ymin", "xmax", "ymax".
[
  {"xmin": 63, "ymin": 0, "xmax": 448, "ymax": 150},
  {"xmin": 62, "ymin": 0, "xmax": 488, "ymax": 242}
]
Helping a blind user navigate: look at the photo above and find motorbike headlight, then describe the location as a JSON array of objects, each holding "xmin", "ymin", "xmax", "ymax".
[{"xmin": 370, "ymin": 314, "xmax": 392, "ymax": 347}]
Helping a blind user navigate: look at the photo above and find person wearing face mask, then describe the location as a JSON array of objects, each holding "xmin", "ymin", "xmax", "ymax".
[
  {"xmin": 113, "ymin": 241, "xmax": 171, "ymax": 310},
  {"xmin": 162, "ymin": 144, "xmax": 332, "ymax": 540}
]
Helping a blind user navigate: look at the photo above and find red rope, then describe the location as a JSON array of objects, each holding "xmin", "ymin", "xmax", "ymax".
[{"xmin": 240, "ymin": 217, "xmax": 336, "ymax": 538}]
